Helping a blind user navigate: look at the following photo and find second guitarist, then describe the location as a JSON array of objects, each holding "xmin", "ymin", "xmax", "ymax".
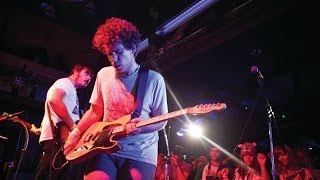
[{"xmin": 34, "ymin": 64, "xmax": 94, "ymax": 180}]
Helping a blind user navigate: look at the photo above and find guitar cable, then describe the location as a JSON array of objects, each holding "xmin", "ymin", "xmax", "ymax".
[{"xmin": 51, "ymin": 146, "xmax": 69, "ymax": 170}]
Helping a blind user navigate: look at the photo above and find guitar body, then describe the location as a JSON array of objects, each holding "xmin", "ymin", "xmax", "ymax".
[
  {"xmin": 55, "ymin": 122, "xmax": 70, "ymax": 142},
  {"xmin": 66, "ymin": 114, "xmax": 131, "ymax": 164}
]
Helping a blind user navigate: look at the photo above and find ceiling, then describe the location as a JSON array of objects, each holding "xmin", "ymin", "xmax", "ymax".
[{"xmin": 0, "ymin": 0, "xmax": 319, "ymax": 155}]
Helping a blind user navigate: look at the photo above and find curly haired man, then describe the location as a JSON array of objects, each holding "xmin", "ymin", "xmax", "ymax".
[{"xmin": 63, "ymin": 17, "xmax": 168, "ymax": 180}]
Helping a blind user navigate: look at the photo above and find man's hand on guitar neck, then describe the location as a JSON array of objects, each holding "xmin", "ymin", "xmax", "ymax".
[{"xmin": 124, "ymin": 118, "xmax": 141, "ymax": 135}]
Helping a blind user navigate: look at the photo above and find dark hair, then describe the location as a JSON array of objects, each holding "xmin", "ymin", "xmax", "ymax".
[
  {"xmin": 92, "ymin": 17, "xmax": 141, "ymax": 56},
  {"xmin": 274, "ymin": 144, "xmax": 301, "ymax": 173},
  {"xmin": 237, "ymin": 154, "xmax": 262, "ymax": 178},
  {"xmin": 70, "ymin": 64, "xmax": 94, "ymax": 77},
  {"xmin": 209, "ymin": 145, "xmax": 223, "ymax": 161}
]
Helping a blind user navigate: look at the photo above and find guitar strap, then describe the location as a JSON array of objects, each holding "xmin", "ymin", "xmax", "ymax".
[
  {"xmin": 46, "ymin": 104, "xmax": 58, "ymax": 143},
  {"xmin": 131, "ymin": 66, "xmax": 149, "ymax": 119},
  {"xmin": 46, "ymin": 104, "xmax": 69, "ymax": 172},
  {"xmin": 47, "ymin": 103, "xmax": 71, "ymax": 145}
]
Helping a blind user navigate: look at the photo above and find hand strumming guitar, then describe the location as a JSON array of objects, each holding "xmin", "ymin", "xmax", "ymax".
[
  {"xmin": 63, "ymin": 127, "xmax": 81, "ymax": 155},
  {"xmin": 63, "ymin": 118, "xmax": 142, "ymax": 156}
]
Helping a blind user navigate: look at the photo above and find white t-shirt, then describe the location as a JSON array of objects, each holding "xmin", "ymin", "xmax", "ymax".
[
  {"xmin": 202, "ymin": 163, "xmax": 220, "ymax": 180},
  {"xmin": 39, "ymin": 78, "xmax": 80, "ymax": 143},
  {"xmin": 202, "ymin": 162, "xmax": 229, "ymax": 180},
  {"xmin": 89, "ymin": 66, "xmax": 168, "ymax": 165}
]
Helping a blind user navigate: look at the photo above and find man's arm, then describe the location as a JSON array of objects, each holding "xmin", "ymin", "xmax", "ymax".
[
  {"xmin": 63, "ymin": 103, "xmax": 103, "ymax": 155},
  {"xmin": 48, "ymin": 88, "xmax": 76, "ymax": 130},
  {"xmin": 137, "ymin": 75, "xmax": 168, "ymax": 133},
  {"xmin": 76, "ymin": 104, "xmax": 103, "ymax": 134}
]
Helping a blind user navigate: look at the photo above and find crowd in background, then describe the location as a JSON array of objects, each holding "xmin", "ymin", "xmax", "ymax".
[{"xmin": 154, "ymin": 142, "xmax": 320, "ymax": 180}]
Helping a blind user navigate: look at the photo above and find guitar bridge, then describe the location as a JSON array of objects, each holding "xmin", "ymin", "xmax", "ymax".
[{"xmin": 74, "ymin": 144, "xmax": 93, "ymax": 152}]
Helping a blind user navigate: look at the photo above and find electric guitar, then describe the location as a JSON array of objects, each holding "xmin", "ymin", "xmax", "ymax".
[
  {"xmin": 54, "ymin": 121, "xmax": 79, "ymax": 143},
  {"xmin": 66, "ymin": 103, "xmax": 226, "ymax": 164}
]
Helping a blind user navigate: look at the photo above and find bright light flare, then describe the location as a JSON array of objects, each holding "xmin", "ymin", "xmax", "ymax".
[
  {"xmin": 187, "ymin": 124, "xmax": 203, "ymax": 138},
  {"xmin": 176, "ymin": 130, "xmax": 184, "ymax": 137}
]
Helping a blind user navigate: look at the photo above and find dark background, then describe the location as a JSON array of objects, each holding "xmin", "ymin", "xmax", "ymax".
[{"xmin": 0, "ymin": 0, "xmax": 319, "ymax": 178}]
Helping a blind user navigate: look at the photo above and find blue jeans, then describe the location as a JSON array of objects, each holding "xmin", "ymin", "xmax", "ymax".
[{"xmin": 85, "ymin": 153, "xmax": 156, "ymax": 180}]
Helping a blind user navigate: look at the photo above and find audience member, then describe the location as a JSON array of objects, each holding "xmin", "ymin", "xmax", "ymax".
[
  {"xmin": 201, "ymin": 145, "xmax": 229, "ymax": 180},
  {"xmin": 274, "ymin": 144, "xmax": 315, "ymax": 180},
  {"xmin": 233, "ymin": 142, "xmax": 270, "ymax": 180}
]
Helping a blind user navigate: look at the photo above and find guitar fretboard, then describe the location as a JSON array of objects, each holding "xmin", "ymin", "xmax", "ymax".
[
  {"xmin": 110, "ymin": 103, "xmax": 225, "ymax": 135},
  {"xmin": 136, "ymin": 109, "xmax": 188, "ymax": 128},
  {"xmin": 111, "ymin": 108, "xmax": 188, "ymax": 134}
]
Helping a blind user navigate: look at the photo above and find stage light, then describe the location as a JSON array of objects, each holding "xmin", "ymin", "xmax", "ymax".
[
  {"xmin": 176, "ymin": 130, "xmax": 184, "ymax": 137},
  {"xmin": 187, "ymin": 124, "xmax": 203, "ymax": 138},
  {"xmin": 155, "ymin": 0, "xmax": 219, "ymax": 36},
  {"xmin": 138, "ymin": 0, "xmax": 219, "ymax": 53},
  {"xmin": 138, "ymin": 38, "xmax": 149, "ymax": 53}
]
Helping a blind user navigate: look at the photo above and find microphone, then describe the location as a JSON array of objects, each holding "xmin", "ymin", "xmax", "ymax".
[{"xmin": 251, "ymin": 66, "xmax": 264, "ymax": 80}]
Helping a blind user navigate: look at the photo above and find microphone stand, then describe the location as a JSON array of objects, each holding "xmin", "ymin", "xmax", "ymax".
[
  {"xmin": 256, "ymin": 78, "xmax": 276, "ymax": 180},
  {"xmin": 162, "ymin": 125, "xmax": 171, "ymax": 180},
  {"xmin": 11, "ymin": 116, "xmax": 29, "ymax": 180}
]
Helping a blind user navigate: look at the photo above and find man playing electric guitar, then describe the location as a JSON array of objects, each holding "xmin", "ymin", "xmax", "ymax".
[
  {"xmin": 64, "ymin": 18, "xmax": 226, "ymax": 180},
  {"xmin": 34, "ymin": 64, "xmax": 94, "ymax": 180},
  {"xmin": 63, "ymin": 18, "xmax": 227, "ymax": 180},
  {"xmin": 63, "ymin": 17, "xmax": 169, "ymax": 180}
]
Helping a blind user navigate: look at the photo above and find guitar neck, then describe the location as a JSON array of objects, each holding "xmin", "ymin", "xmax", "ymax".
[
  {"xmin": 112, "ymin": 108, "xmax": 188, "ymax": 134},
  {"xmin": 136, "ymin": 108, "xmax": 188, "ymax": 128},
  {"xmin": 111, "ymin": 103, "xmax": 226, "ymax": 134},
  {"xmin": 11, "ymin": 117, "xmax": 33, "ymax": 130}
]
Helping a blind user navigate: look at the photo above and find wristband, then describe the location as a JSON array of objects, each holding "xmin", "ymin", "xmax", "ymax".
[
  {"xmin": 70, "ymin": 124, "xmax": 77, "ymax": 131},
  {"xmin": 70, "ymin": 127, "xmax": 80, "ymax": 137}
]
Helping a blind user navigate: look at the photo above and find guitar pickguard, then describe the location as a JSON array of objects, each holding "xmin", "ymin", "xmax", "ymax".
[{"xmin": 67, "ymin": 124, "xmax": 124, "ymax": 164}]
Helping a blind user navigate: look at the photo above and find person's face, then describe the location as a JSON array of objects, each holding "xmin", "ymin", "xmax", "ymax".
[
  {"xmin": 242, "ymin": 154, "xmax": 254, "ymax": 166},
  {"xmin": 106, "ymin": 42, "xmax": 136, "ymax": 75},
  {"xmin": 75, "ymin": 68, "xmax": 92, "ymax": 88},
  {"xmin": 210, "ymin": 147, "xmax": 221, "ymax": 161},
  {"xmin": 277, "ymin": 151, "xmax": 289, "ymax": 166}
]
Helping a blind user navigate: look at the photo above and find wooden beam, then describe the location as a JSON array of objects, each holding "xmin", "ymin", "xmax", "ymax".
[{"xmin": 0, "ymin": 51, "xmax": 67, "ymax": 86}]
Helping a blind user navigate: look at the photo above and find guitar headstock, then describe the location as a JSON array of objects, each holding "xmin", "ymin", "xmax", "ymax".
[{"xmin": 187, "ymin": 103, "xmax": 226, "ymax": 114}]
